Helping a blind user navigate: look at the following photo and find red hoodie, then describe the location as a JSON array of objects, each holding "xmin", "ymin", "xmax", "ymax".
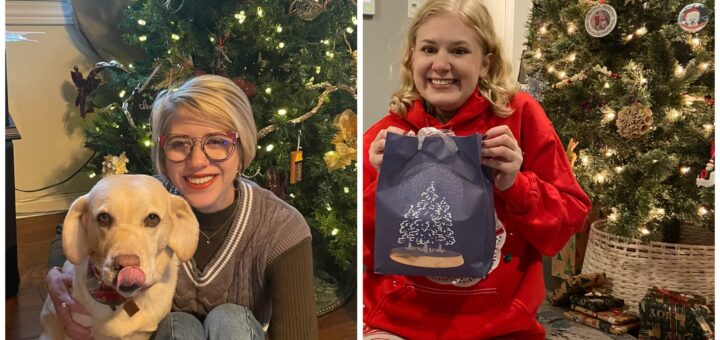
[{"xmin": 363, "ymin": 91, "xmax": 591, "ymax": 339}]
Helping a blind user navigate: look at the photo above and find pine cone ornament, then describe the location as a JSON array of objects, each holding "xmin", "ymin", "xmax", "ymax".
[
  {"xmin": 289, "ymin": 0, "xmax": 328, "ymax": 21},
  {"xmin": 616, "ymin": 103, "xmax": 653, "ymax": 139}
]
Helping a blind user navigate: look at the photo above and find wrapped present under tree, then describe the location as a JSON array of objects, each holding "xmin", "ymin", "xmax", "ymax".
[
  {"xmin": 639, "ymin": 287, "xmax": 714, "ymax": 340},
  {"xmin": 570, "ymin": 294, "xmax": 625, "ymax": 312},
  {"xmin": 571, "ymin": 305, "xmax": 639, "ymax": 326},
  {"xmin": 564, "ymin": 310, "xmax": 640, "ymax": 335},
  {"xmin": 548, "ymin": 272, "xmax": 606, "ymax": 306}
]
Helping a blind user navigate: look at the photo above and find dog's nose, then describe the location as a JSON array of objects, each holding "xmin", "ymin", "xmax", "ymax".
[{"xmin": 114, "ymin": 254, "xmax": 140, "ymax": 269}]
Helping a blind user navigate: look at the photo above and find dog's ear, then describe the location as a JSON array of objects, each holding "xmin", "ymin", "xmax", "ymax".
[
  {"xmin": 63, "ymin": 194, "xmax": 89, "ymax": 265},
  {"xmin": 167, "ymin": 195, "xmax": 199, "ymax": 262}
]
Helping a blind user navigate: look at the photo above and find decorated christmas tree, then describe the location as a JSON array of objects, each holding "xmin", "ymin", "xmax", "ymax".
[
  {"xmin": 523, "ymin": 1, "xmax": 714, "ymax": 241},
  {"xmin": 73, "ymin": 0, "xmax": 357, "ymax": 311}
]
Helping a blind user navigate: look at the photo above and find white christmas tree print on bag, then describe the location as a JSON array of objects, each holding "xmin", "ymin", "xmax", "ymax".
[
  {"xmin": 374, "ymin": 127, "xmax": 496, "ymax": 277},
  {"xmin": 391, "ymin": 181, "xmax": 464, "ymax": 268}
]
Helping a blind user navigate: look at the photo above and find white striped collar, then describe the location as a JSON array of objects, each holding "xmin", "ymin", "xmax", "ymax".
[{"xmin": 182, "ymin": 180, "xmax": 254, "ymax": 287}]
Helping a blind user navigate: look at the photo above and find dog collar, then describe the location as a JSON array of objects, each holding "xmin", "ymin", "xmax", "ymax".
[{"xmin": 86, "ymin": 262, "xmax": 151, "ymax": 316}]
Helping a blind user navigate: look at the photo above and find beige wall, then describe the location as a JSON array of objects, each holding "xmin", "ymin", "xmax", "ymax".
[
  {"xmin": 362, "ymin": 0, "xmax": 533, "ymax": 131},
  {"xmin": 362, "ymin": 0, "xmax": 410, "ymax": 132},
  {"xmin": 7, "ymin": 0, "xmax": 99, "ymax": 217}
]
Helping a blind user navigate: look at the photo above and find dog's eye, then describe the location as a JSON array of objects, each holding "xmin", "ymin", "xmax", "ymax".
[
  {"xmin": 145, "ymin": 213, "xmax": 161, "ymax": 227},
  {"xmin": 97, "ymin": 212, "xmax": 112, "ymax": 227}
]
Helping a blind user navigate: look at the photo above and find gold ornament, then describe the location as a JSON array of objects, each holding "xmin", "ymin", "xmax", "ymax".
[
  {"xmin": 101, "ymin": 152, "xmax": 130, "ymax": 177},
  {"xmin": 566, "ymin": 138, "xmax": 579, "ymax": 167},
  {"xmin": 289, "ymin": 0, "xmax": 330, "ymax": 21},
  {"xmin": 553, "ymin": 71, "xmax": 587, "ymax": 88},
  {"xmin": 616, "ymin": 103, "xmax": 653, "ymax": 139},
  {"xmin": 324, "ymin": 109, "xmax": 357, "ymax": 171},
  {"xmin": 332, "ymin": 109, "xmax": 356, "ymax": 146},
  {"xmin": 592, "ymin": 64, "xmax": 612, "ymax": 76}
]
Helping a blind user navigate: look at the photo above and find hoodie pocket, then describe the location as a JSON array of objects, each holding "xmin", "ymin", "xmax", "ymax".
[{"xmin": 366, "ymin": 280, "xmax": 503, "ymax": 331}]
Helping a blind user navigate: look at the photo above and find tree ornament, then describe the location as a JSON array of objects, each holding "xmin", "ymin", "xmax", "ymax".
[
  {"xmin": 704, "ymin": 96, "xmax": 714, "ymax": 106},
  {"xmin": 696, "ymin": 140, "xmax": 714, "ymax": 188},
  {"xmin": 290, "ymin": 133, "xmax": 303, "ymax": 184},
  {"xmin": 70, "ymin": 65, "xmax": 102, "ymax": 118},
  {"xmin": 153, "ymin": 54, "xmax": 195, "ymax": 90},
  {"xmin": 566, "ymin": 138, "xmax": 579, "ymax": 167},
  {"xmin": 616, "ymin": 103, "xmax": 654, "ymax": 139},
  {"xmin": 289, "ymin": 0, "xmax": 329, "ymax": 21},
  {"xmin": 213, "ymin": 34, "xmax": 232, "ymax": 74},
  {"xmin": 163, "ymin": 0, "xmax": 184, "ymax": 13},
  {"xmin": 129, "ymin": 90, "xmax": 157, "ymax": 122},
  {"xmin": 592, "ymin": 64, "xmax": 612, "ymax": 77},
  {"xmin": 324, "ymin": 109, "xmax": 357, "ymax": 171},
  {"xmin": 553, "ymin": 71, "xmax": 587, "ymax": 88},
  {"xmin": 231, "ymin": 76, "xmax": 257, "ymax": 99},
  {"xmin": 524, "ymin": 71, "xmax": 546, "ymax": 101},
  {"xmin": 101, "ymin": 152, "xmax": 130, "ymax": 177},
  {"xmin": 264, "ymin": 167, "xmax": 287, "ymax": 199},
  {"xmin": 678, "ymin": 3, "xmax": 709, "ymax": 33},
  {"xmin": 585, "ymin": 2, "xmax": 617, "ymax": 38},
  {"xmin": 70, "ymin": 61, "xmax": 128, "ymax": 118}
]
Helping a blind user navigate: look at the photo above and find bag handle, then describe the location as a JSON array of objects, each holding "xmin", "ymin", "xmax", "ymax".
[{"xmin": 417, "ymin": 127, "xmax": 458, "ymax": 152}]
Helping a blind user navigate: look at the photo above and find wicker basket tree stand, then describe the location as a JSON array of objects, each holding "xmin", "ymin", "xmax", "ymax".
[{"xmin": 581, "ymin": 220, "xmax": 714, "ymax": 315}]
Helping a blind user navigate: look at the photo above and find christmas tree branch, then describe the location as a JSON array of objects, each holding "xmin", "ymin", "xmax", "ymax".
[{"xmin": 257, "ymin": 82, "xmax": 356, "ymax": 139}]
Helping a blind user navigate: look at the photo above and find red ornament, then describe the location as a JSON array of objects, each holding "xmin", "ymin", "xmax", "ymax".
[
  {"xmin": 70, "ymin": 65, "xmax": 102, "ymax": 118},
  {"xmin": 609, "ymin": 73, "xmax": 621, "ymax": 80},
  {"xmin": 232, "ymin": 76, "xmax": 257, "ymax": 99},
  {"xmin": 705, "ymin": 95, "xmax": 714, "ymax": 106}
]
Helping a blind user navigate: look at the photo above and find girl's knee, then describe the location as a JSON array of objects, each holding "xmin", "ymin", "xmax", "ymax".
[
  {"xmin": 205, "ymin": 304, "xmax": 264, "ymax": 339},
  {"xmin": 154, "ymin": 312, "xmax": 203, "ymax": 340}
]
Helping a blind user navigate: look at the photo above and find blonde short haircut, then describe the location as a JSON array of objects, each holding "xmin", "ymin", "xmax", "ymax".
[
  {"xmin": 389, "ymin": 0, "xmax": 518, "ymax": 118},
  {"xmin": 150, "ymin": 75, "xmax": 257, "ymax": 177}
]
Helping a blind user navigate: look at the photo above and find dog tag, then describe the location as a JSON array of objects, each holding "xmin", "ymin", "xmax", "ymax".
[{"xmin": 123, "ymin": 300, "xmax": 140, "ymax": 317}]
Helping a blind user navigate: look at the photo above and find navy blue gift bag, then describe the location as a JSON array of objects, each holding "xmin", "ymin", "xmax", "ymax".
[{"xmin": 374, "ymin": 128, "xmax": 496, "ymax": 277}]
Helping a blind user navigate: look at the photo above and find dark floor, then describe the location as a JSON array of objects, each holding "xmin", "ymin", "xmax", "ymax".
[{"xmin": 6, "ymin": 213, "xmax": 356, "ymax": 340}]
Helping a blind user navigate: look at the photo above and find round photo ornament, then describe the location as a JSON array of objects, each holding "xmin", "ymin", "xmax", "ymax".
[
  {"xmin": 585, "ymin": 2, "xmax": 617, "ymax": 38},
  {"xmin": 677, "ymin": 3, "xmax": 709, "ymax": 33}
]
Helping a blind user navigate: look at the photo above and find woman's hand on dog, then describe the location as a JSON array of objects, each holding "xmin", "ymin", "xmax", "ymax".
[{"xmin": 46, "ymin": 269, "xmax": 93, "ymax": 339}]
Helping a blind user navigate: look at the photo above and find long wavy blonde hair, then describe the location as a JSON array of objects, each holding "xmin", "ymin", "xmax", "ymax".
[{"xmin": 389, "ymin": 0, "xmax": 518, "ymax": 118}]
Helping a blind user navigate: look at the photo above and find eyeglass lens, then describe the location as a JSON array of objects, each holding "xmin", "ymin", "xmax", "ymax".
[{"xmin": 163, "ymin": 133, "xmax": 236, "ymax": 162}]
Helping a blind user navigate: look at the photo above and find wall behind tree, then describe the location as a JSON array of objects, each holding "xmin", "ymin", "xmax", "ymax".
[
  {"xmin": 362, "ymin": 0, "xmax": 409, "ymax": 131},
  {"xmin": 7, "ymin": 0, "xmax": 99, "ymax": 217}
]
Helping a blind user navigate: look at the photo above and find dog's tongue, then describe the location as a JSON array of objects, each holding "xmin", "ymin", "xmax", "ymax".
[{"xmin": 115, "ymin": 266, "xmax": 146, "ymax": 293}]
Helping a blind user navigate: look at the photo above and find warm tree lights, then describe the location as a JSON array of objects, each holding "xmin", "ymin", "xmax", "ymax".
[{"xmin": 524, "ymin": 1, "xmax": 714, "ymax": 240}]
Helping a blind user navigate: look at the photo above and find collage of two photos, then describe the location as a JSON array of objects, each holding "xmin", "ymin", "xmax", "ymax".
[{"xmin": 5, "ymin": 0, "xmax": 715, "ymax": 339}]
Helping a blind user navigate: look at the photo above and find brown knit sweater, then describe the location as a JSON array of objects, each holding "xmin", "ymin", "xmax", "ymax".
[{"xmin": 167, "ymin": 178, "xmax": 318, "ymax": 339}]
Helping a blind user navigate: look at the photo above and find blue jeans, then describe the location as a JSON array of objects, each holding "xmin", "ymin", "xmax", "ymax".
[{"xmin": 153, "ymin": 304, "xmax": 264, "ymax": 340}]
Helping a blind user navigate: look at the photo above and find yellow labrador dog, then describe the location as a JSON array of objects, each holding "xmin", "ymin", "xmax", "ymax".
[{"xmin": 40, "ymin": 175, "xmax": 198, "ymax": 340}]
